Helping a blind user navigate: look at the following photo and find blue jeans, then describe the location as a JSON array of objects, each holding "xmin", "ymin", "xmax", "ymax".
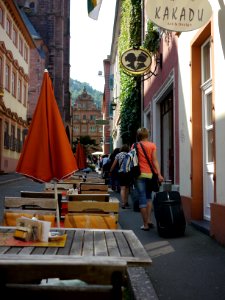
[{"xmin": 136, "ymin": 177, "xmax": 152, "ymax": 208}]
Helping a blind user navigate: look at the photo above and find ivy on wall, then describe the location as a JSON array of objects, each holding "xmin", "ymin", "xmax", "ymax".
[
  {"xmin": 117, "ymin": 1, "xmax": 161, "ymax": 145},
  {"xmin": 118, "ymin": 0, "xmax": 142, "ymax": 145},
  {"xmin": 143, "ymin": 21, "xmax": 160, "ymax": 53}
]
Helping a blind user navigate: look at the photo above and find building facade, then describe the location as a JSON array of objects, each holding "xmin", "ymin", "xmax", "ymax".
[
  {"xmin": 15, "ymin": 0, "xmax": 71, "ymax": 133},
  {"xmin": 177, "ymin": 1, "xmax": 225, "ymax": 245},
  {"xmin": 109, "ymin": 0, "xmax": 225, "ymax": 246},
  {"xmin": 0, "ymin": 0, "xmax": 35, "ymax": 172},
  {"xmin": 72, "ymin": 88, "xmax": 103, "ymax": 153},
  {"xmin": 102, "ymin": 56, "xmax": 111, "ymax": 155}
]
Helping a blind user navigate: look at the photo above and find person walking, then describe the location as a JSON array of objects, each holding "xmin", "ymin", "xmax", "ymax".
[
  {"xmin": 108, "ymin": 147, "xmax": 120, "ymax": 192},
  {"xmin": 110, "ymin": 144, "xmax": 131, "ymax": 209},
  {"xmin": 133, "ymin": 127, "xmax": 164, "ymax": 231}
]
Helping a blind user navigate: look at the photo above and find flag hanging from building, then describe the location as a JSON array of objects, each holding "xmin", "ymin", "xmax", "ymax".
[{"xmin": 88, "ymin": 0, "xmax": 103, "ymax": 20}]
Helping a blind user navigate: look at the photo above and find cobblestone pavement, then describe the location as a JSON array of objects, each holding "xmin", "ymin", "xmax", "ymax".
[{"xmin": 1, "ymin": 173, "xmax": 225, "ymax": 300}]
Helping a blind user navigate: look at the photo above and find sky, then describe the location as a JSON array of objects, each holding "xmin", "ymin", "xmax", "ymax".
[{"xmin": 70, "ymin": 0, "xmax": 117, "ymax": 92}]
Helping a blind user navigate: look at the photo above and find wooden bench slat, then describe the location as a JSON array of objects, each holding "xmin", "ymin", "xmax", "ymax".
[
  {"xmin": 68, "ymin": 194, "xmax": 110, "ymax": 202},
  {"xmin": 0, "ymin": 257, "xmax": 127, "ymax": 284}
]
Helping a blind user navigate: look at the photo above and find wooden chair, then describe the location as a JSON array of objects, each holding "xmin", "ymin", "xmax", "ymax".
[
  {"xmin": 64, "ymin": 197, "xmax": 119, "ymax": 229},
  {"xmin": 0, "ymin": 257, "xmax": 127, "ymax": 300},
  {"xmin": 3, "ymin": 197, "xmax": 57, "ymax": 227},
  {"xmin": 80, "ymin": 183, "xmax": 109, "ymax": 194}
]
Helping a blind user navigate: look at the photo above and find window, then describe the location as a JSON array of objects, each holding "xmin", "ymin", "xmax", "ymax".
[
  {"xmin": 6, "ymin": 17, "xmax": 11, "ymax": 37},
  {"xmin": 0, "ymin": 7, "xmax": 3, "ymax": 27},
  {"xmin": 24, "ymin": 45, "xmax": 28, "ymax": 62},
  {"xmin": 5, "ymin": 64, "xmax": 10, "ymax": 91},
  {"xmin": 16, "ymin": 128, "xmax": 21, "ymax": 152},
  {"xmin": 201, "ymin": 38, "xmax": 214, "ymax": 164},
  {"xmin": 10, "ymin": 125, "xmax": 15, "ymax": 151},
  {"xmin": 74, "ymin": 115, "xmax": 80, "ymax": 120},
  {"xmin": 23, "ymin": 84, "xmax": 27, "ymax": 106},
  {"xmin": 202, "ymin": 40, "xmax": 211, "ymax": 84},
  {"xmin": 18, "ymin": 78, "xmax": 22, "ymax": 102},
  {"xmin": 205, "ymin": 91, "xmax": 214, "ymax": 163},
  {"xmin": 83, "ymin": 115, "xmax": 86, "ymax": 120},
  {"xmin": 12, "ymin": 27, "xmax": 18, "ymax": 46},
  {"xmin": 4, "ymin": 122, "xmax": 9, "ymax": 149},
  {"xmin": 11, "ymin": 71, "xmax": 16, "ymax": 97},
  {"xmin": 0, "ymin": 56, "xmax": 2, "ymax": 85},
  {"xmin": 90, "ymin": 115, "xmax": 96, "ymax": 120},
  {"xmin": 19, "ymin": 36, "xmax": 23, "ymax": 55},
  {"xmin": 90, "ymin": 126, "xmax": 96, "ymax": 132}
]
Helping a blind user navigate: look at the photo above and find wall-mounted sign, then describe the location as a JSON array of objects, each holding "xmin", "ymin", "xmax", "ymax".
[
  {"xmin": 120, "ymin": 47, "xmax": 152, "ymax": 76},
  {"xmin": 146, "ymin": 0, "xmax": 212, "ymax": 32},
  {"xmin": 95, "ymin": 119, "xmax": 109, "ymax": 125}
]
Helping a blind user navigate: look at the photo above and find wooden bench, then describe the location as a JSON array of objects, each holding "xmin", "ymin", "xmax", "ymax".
[
  {"xmin": 20, "ymin": 190, "xmax": 62, "ymax": 200},
  {"xmin": 80, "ymin": 183, "xmax": 109, "ymax": 194},
  {"xmin": 0, "ymin": 257, "xmax": 127, "ymax": 300},
  {"xmin": 3, "ymin": 197, "xmax": 57, "ymax": 227},
  {"xmin": 64, "ymin": 197, "xmax": 119, "ymax": 229},
  {"xmin": 68, "ymin": 194, "xmax": 110, "ymax": 202},
  {"xmin": 45, "ymin": 182, "xmax": 77, "ymax": 190},
  {"xmin": 20, "ymin": 191, "xmax": 64, "ymax": 221},
  {"xmin": 84, "ymin": 178, "xmax": 105, "ymax": 183}
]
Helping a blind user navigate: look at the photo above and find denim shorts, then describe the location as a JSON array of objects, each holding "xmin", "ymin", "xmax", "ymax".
[{"xmin": 136, "ymin": 177, "xmax": 152, "ymax": 208}]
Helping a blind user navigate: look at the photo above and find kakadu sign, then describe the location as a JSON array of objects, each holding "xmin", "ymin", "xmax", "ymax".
[{"xmin": 146, "ymin": 0, "xmax": 212, "ymax": 32}]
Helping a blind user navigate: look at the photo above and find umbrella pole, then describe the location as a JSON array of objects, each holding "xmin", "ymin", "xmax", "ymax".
[{"xmin": 54, "ymin": 182, "xmax": 60, "ymax": 228}]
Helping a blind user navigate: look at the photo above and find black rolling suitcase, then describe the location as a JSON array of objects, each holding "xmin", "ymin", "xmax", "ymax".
[{"xmin": 153, "ymin": 191, "xmax": 186, "ymax": 237}]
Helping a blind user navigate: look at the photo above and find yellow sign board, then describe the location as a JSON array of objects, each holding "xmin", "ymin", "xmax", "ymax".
[{"xmin": 120, "ymin": 47, "xmax": 152, "ymax": 76}]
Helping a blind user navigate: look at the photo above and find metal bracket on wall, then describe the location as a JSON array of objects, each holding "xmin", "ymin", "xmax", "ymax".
[{"xmin": 141, "ymin": 53, "xmax": 163, "ymax": 81}]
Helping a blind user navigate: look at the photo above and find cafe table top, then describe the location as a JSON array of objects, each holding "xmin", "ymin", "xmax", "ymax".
[{"xmin": 0, "ymin": 227, "xmax": 152, "ymax": 267}]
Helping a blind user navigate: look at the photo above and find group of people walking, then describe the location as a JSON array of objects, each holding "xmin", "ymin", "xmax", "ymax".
[{"xmin": 100, "ymin": 127, "xmax": 164, "ymax": 231}]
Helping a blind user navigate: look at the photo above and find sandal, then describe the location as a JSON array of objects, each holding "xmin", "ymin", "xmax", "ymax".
[{"xmin": 140, "ymin": 225, "xmax": 149, "ymax": 231}]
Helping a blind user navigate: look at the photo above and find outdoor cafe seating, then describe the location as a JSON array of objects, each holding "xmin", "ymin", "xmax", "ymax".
[
  {"xmin": 3, "ymin": 196, "xmax": 57, "ymax": 227},
  {"xmin": 64, "ymin": 197, "xmax": 119, "ymax": 229}
]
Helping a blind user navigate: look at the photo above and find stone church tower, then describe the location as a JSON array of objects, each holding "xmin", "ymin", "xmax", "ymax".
[{"xmin": 15, "ymin": 0, "xmax": 71, "ymax": 131}]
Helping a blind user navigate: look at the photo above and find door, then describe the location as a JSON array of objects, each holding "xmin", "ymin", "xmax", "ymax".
[
  {"xmin": 160, "ymin": 92, "xmax": 174, "ymax": 183},
  {"xmin": 201, "ymin": 39, "xmax": 214, "ymax": 220}
]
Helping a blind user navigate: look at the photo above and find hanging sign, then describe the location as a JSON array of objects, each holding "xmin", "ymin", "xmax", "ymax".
[
  {"xmin": 145, "ymin": 0, "xmax": 212, "ymax": 32},
  {"xmin": 95, "ymin": 119, "xmax": 109, "ymax": 125},
  {"xmin": 120, "ymin": 47, "xmax": 152, "ymax": 76}
]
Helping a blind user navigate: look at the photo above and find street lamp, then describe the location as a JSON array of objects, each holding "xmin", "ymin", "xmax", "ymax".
[{"xmin": 111, "ymin": 97, "xmax": 119, "ymax": 111}]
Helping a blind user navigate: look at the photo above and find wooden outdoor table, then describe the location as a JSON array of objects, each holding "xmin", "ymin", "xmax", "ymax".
[
  {"xmin": 0, "ymin": 227, "xmax": 151, "ymax": 267},
  {"xmin": 0, "ymin": 227, "xmax": 151, "ymax": 298}
]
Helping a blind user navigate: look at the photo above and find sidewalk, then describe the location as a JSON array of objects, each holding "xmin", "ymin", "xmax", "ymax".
[
  {"xmin": 116, "ymin": 190, "xmax": 225, "ymax": 300},
  {"xmin": 1, "ymin": 174, "xmax": 225, "ymax": 299}
]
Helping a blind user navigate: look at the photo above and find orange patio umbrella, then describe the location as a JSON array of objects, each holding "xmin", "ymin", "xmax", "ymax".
[
  {"xmin": 75, "ymin": 142, "xmax": 87, "ymax": 170},
  {"xmin": 16, "ymin": 69, "xmax": 78, "ymax": 226}
]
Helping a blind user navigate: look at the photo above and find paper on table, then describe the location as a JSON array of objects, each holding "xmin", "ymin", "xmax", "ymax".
[
  {"xmin": 38, "ymin": 220, "xmax": 51, "ymax": 242},
  {"xmin": 16, "ymin": 217, "xmax": 51, "ymax": 242}
]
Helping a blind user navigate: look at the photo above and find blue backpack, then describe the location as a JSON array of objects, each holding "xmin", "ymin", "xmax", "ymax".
[{"xmin": 120, "ymin": 144, "xmax": 140, "ymax": 178}]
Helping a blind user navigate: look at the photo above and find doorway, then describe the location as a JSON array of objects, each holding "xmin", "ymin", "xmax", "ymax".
[
  {"xmin": 201, "ymin": 38, "xmax": 214, "ymax": 220},
  {"xmin": 160, "ymin": 91, "xmax": 174, "ymax": 183}
]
